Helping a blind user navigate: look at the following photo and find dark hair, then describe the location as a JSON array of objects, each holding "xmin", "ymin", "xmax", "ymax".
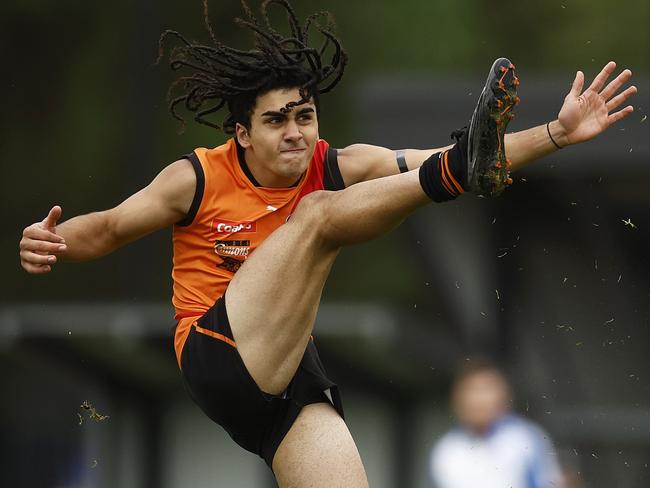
[{"xmin": 157, "ymin": 0, "xmax": 348, "ymax": 134}]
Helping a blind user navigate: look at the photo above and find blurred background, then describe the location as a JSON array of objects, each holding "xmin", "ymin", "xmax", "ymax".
[{"xmin": 1, "ymin": 0, "xmax": 649, "ymax": 486}]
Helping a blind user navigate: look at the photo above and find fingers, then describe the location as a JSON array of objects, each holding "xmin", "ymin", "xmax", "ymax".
[
  {"xmin": 19, "ymin": 237, "xmax": 65, "ymax": 271},
  {"xmin": 587, "ymin": 61, "xmax": 617, "ymax": 93},
  {"xmin": 608, "ymin": 105, "xmax": 634, "ymax": 125},
  {"xmin": 568, "ymin": 70, "xmax": 585, "ymax": 99},
  {"xmin": 20, "ymin": 249, "xmax": 59, "ymax": 266},
  {"xmin": 23, "ymin": 223, "xmax": 66, "ymax": 243},
  {"xmin": 606, "ymin": 85, "xmax": 637, "ymax": 112},
  {"xmin": 20, "ymin": 236, "xmax": 67, "ymax": 254},
  {"xmin": 19, "ymin": 234, "xmax": 67, "ymax": 272},
  {"xmin": 43, "ymin": 205, "xmax": 62, "ymax": 230},
  {"xmin": 601, "ymin": 69, "xmax": 633, "ymax": 100},
  {"xmin": 21, "ymin": 262, "xmax": 52, "ymax": 274},
  {"xmin": 19, "ymin": 241, "xmax": 60, "ymax": 273},
  {"xmin": 20, "ymin": 220, "xmax": 67, "ymax": 275}
]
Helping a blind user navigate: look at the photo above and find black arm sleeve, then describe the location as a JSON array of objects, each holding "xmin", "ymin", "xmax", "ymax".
[{"xmin": 323, "ymin": 147, "xmax": 346, "ymax": 191}]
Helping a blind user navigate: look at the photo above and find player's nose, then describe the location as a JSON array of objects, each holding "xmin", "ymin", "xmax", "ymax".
[{"xmin": 283, "ymin": 119, "xmax": 303, "ymax": 141}]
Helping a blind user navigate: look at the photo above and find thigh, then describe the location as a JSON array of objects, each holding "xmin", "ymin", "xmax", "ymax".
[
  {"xmin": 225, "ymin": 192, "xmax": 340, "ymax": 394},
  {"xmin": 272, "ymin": 402, "xmax": 369, "ymax": 488},
  {"xmin": 181, "ymin": 302, "xmax": 346, "ymax": 468}
]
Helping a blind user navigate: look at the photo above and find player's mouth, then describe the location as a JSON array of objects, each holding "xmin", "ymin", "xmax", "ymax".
[{"xmin": 279, "ymin": 148, "xmax": 307, "ymax": 159}]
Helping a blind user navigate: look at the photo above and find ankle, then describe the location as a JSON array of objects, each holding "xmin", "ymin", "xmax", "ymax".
[{"xmin": 418, "ymin": 148, "xmax": 465, "ymax": 203}]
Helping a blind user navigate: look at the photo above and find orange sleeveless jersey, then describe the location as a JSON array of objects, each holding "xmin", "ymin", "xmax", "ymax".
[{"xmin": 172, "ymin": 138, "xmax": 342, "ymax": 364}]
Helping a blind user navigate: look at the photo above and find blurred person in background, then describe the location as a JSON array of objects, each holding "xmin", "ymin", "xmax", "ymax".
[{"xmin": 430, "ymin": 359, "xmax": 563, "ymax": 488}]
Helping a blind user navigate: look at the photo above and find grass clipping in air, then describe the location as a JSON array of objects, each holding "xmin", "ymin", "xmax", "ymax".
[{"xmin": 78, "ymin": 400, "xmax": 110, "ymax": 425}]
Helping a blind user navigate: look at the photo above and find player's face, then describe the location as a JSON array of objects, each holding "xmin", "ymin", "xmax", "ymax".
[
  {"xmin": 236, "ymin": 87, "xmax": 319, "ymax": 188},
  {"xmin": 451, "ymin": 370, "xmax": 511, "ymax": 435}
]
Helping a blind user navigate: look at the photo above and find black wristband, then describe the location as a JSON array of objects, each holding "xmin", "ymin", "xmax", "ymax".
[{"xmin": 547, "ymin": 122, "xmax": 563, "ymax": 150}]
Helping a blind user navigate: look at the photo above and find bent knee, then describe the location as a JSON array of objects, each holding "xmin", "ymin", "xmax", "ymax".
[
  {"xmin": 289, "ymin": 191, "xmax": 337, "ymax": 240},
  {"xmin": 293, "ymin": 190, "xmax": 331, "ymax": 216}
]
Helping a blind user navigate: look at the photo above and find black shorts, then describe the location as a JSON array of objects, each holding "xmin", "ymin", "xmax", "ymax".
[{"xmin": 179, "ymin": 296, "xmax": 344, "ymax": 467}]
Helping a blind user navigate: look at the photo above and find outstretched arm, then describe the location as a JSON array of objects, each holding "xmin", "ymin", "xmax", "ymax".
[
  {"xmin": 337, "ymin": 62, "xmax": 636, "ymax": 186},
  {"xmin": 19, "ymin": 159, "xmax": 196, "ymax": 274}
]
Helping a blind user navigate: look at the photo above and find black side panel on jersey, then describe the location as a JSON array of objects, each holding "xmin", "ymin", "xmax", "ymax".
[
  {"xmin": 323, "ymin": 148, "xmax": 346, "ymax": 191},
  {"xmin": 176, "ymin": 151, "xmax": 205, "ymax": 227}
]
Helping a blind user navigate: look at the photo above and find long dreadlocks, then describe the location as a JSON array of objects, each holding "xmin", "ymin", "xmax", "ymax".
[{"xmin": 157, "ymin": 0, "xmax": 348, "ymax": 134}]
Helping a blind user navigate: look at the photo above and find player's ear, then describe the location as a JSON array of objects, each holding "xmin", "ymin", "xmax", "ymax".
[{"xmin": 236, "ymin": 123, "xmax": 251, "ymax": 148}]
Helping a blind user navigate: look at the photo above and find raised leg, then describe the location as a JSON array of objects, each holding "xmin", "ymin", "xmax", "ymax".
[
  {"xmin": 225, "ymin": 169, "xmax": 429, "ymax": 395},
  {"xmin": 226, "ymin": 57, "xmax": 521, "ymax": 396}
]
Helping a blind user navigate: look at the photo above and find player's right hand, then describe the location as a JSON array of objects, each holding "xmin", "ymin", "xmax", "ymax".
[{"xmin": 20, "ymin": 205, "xmax": 67, "ymax": 274}]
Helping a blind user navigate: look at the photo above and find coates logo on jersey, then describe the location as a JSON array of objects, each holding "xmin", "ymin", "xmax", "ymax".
[{"xmin": 212, "ymin": 218, "xmax": 257, "ymax": 236}]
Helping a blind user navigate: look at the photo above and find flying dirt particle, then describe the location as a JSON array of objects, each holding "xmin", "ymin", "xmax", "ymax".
[
  {"xmin": 622, "ymin": 218, "xmax": 637, "ymax": 229},
  {"xmin": 79, "ymin": 401, "xmax": 110, "ymax": 423}
]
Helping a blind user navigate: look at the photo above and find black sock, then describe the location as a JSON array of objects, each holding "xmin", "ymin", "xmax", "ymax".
[{"xmin": 418, "ymin": 145, "xmax": 466, "ymax": 202}]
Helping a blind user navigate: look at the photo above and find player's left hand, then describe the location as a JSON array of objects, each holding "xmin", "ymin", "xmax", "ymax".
[{"xmin": 556, "ymin": 61, "xmax": 637, "ymax": 147}]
